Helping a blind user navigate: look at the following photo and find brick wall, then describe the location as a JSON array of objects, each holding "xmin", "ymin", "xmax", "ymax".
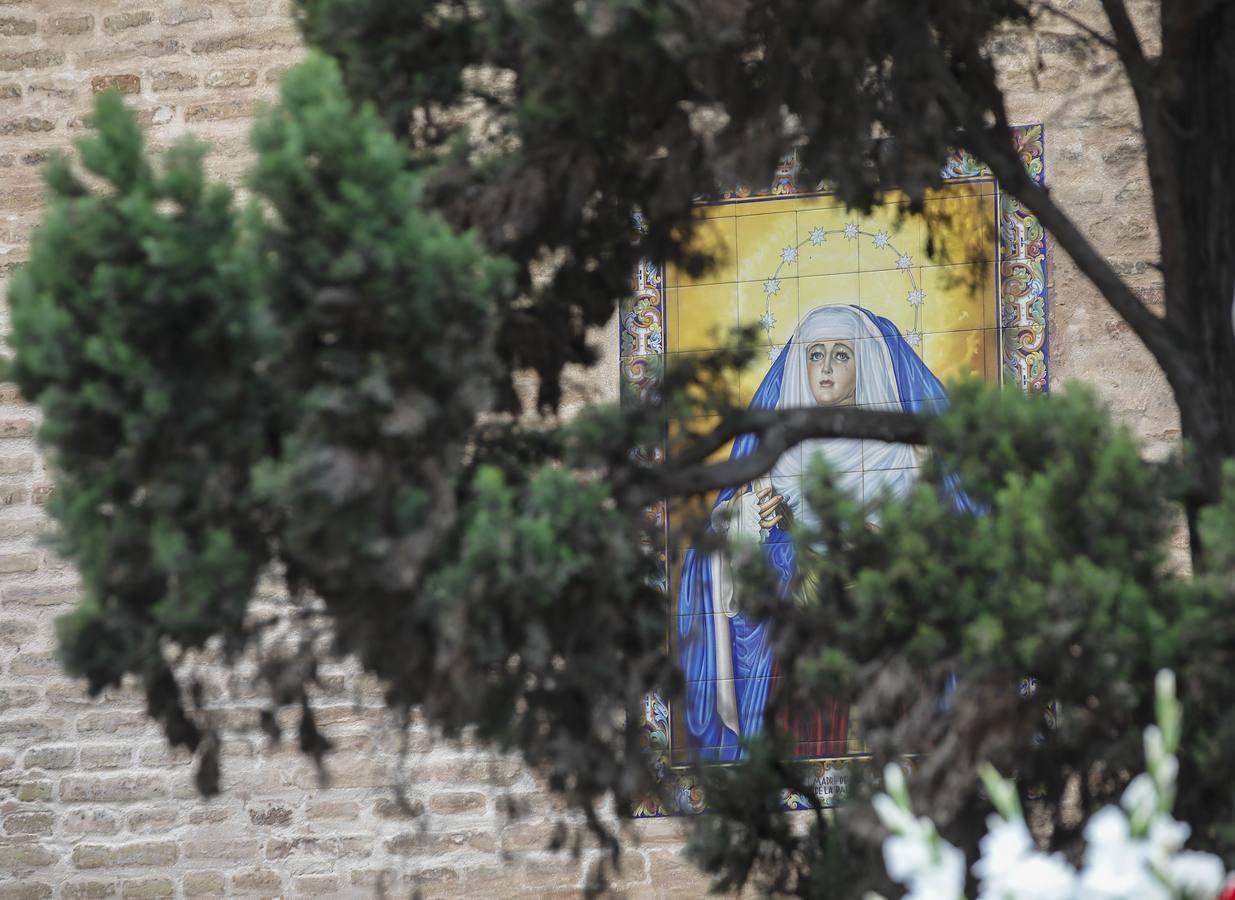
[{"xmin": 0, "ymin": 2, "xmax": 1170, "ymax": 898}]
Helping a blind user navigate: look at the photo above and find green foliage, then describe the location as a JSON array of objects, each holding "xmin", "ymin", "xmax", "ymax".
[{"xmin": 7, "ymin": 91, "xmax": 270, "ymax": 759}]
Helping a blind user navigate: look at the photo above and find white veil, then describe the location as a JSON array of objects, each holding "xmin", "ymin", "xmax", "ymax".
[{"xmin": 769, "ymin": 305, "xmax": 918, "ymax": 525}]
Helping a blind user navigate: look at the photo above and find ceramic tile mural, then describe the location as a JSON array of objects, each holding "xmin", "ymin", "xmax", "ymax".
[{"xmin": 624, "ymin": 127, "xmax": 1049, "ymax": 816}]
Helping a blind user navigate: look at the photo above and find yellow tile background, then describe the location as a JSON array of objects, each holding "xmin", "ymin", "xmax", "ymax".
[{"xmin": 665, "ymin": 179, "xmax": 1000, "ymax": 387}]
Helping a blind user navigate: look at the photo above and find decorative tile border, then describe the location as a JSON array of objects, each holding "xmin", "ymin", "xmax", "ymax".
[{"xmin": 622, "ymin": 128, "xmax": 1049, "ymax": 817}]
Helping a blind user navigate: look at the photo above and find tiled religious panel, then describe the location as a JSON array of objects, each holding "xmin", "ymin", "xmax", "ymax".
[{"xmin": 624, "ymin": 129, "xmax": 1048, "ymax": 817}]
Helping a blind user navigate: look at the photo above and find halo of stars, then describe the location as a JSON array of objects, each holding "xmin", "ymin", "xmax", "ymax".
[{"xmin": 760, "ymin": 222, "xmax": 925, "ymax": 353}]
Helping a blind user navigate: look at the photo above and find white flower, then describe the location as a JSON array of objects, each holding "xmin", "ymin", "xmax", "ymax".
[
  {"xmin": 759, "ymin": 311, "xmax": 777, "ymax": 331},
  {"xmin": 781, "ymin": 246, "xmax": 799, "ymax": 264},
  {"xmin": 973, "ymin": 817, "xmax": 1033, "ymax": 883},
  {"xmin": 808, "ymin": 226, "xmax": 827, "ymax": 246},
  {"xmin": 883, "ymin": 834, "xmax": 932, "ymax": 884},
  {"xmin": 767, "ymin": 347, "xmax": 781, "ymax": 361},
  {"xmin": 1144, "ymin": 725, "xmax": 1167, "ymax": 769},
  {"xmin": 1080, "ymin": 853, "xmax": 1169, "ymax": 900},
  {"xmin": 1085, "ymin": 806, "xmax": 1133, "ymax": 851},
  {"xmin": 843, "ymin": 222, "xmax": 860, "ymax": 241},
  {"xmin": 908, "ymin": 288, "xmax": 926, "ymax": 307},
  {"xmin": 1147, "ymin": 814, "xmax": 1190, "ymax": 857},
  {"xmin": 1081, "ymin": 808, "xmax": 1166, "ymax": 900},
  {"xmin": 906, "ymin": 330, "xmax": 923, "ymax": 348},
  {"xmin": 906, "ymin": 842, "xmax": 966, "ymax": 900},
  {"xmin": 987, "ymin": 852, "xmax": 1079, "ymax": 900},
  {"xmin": 763, "ymin": 277, "xmax": 781, "ymax": 297},
  {"xmin": 873, "ymin": 230, "xmax": 891, "ymax": 249},
  {"xmin": 1120, "ymin": 772, "xmax": 1157, "ymax": 824},
  {"xmin": 1167, "ymin": 851, "xmax": 1227, "ymax": 899},
  {"xmin": 897, "ymin": 253, "xmax": 914, "ymax": 270}
]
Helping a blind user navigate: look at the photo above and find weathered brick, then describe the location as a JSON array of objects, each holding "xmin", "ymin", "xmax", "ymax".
[
  {"xmin": 290, "ymin": 874, "xmax": 337, "ymax": 895},
  {"xmin": 21, "ymin": 745, "xmax": 75, "ymax": 769},
  {"xmin": 350, "ymin": 868, "xmax": 396, "ymax": 887},
  {"xmin": 0, "ymin": 453, "xmax": 33, "ymax": 474},
  {"xmin": 80, "ymin": 745, "xmax": 133, "ymax": 769},
  {"xmin": 160, "ymin": 6, "xmax": 212, "ymax": 26},
  {"xmin": 0, "ymin": 842, "xmax": 55, "ymax": 869},
  {"xmin": 46, "ymin": 15, "xmax": 93, "ymax": 36},
  {"xmin": 0, "ymin": 719, "xmax": 65, "ymax": 747},
  {"xmin": 0, "ymin": 686, "xmax": 42, "ymax": 713},
  {"xmin": 247, "ymin": 804, "xmax": 293, "ymax": 826},
  {"xmin": 182, "ymin": 871, "xmax": 226, "ymax": 896},
  {"xmin": 0, "ymin": 50, "xmax": 64, "ymax": 72},
  {"xmin": 184, "ymin": 98, "xmax": 257, "ymax": 123},
  {"xmin": 206, "ymin": 68, "xmax": 257, "ymax": 89},
  {"xmin": 60, "ymin": 774, "xmax": 169, "ymax": 803},
  {"xmin": 229, "ymin": 1, "xmax": 273, "ymax": 16},
  {"xmin": 78, "ymin": 40, "xmax": 181, "ymax": 66},
  {"xmin": 190, "ymin": 30, "xmax": 300, "ymax": 54},
  {"xmin": 0, "ymin": 884, "xmax": 53, "ymax": 900},
  {"xmin": 187, "ymin": 805, "xmax": 231, "ymax": 825},
  {"xmin": 72, "ymin": 842, "xmax": 177, "ymax": 869},
  {"xmin": 264, "ymin": 835, "xmax": 335, "ymax": 860},
  {"xmin": 125, "ymin": 807, "xmax": 177, "ymax": 834},
  {"xmin": 63, "ymin": 810, "xmax": 122, "ymax": 836},
  {"xmin": 59, "ymin": 882, "xmax": 117, "ymax": 900},
  {"xmin": 305, "ymin": 798, "xmax": 360, "ymax": 820},
  {"xmin": 0, "ymin": 116, "xmax": 54, "ymax": 137},
  {"xmin": 0, "ymin": 482, "xmax": 28, "ymax": 506},
  {"xmin": 91, "ymin": 74, "xmax": 140, "ymax": 95},
  {"xmin": 0, "ymin": 552, "xmax": 40, "ymax": 574},
  {"xmin": 10, "ymin": 652, "xmax": 60, "ymax": 676},
  {"xmin": 119, "ymin": 878, "xmax": 173, "ymax": 900},
  {"xmin": 150, "ymin": 71, "xmax": 198, "ymax": 92},
  {"xmin": 385, "ymin": 829, "xmax": 498, "ymax": 856},
  {"xmin": 13, "ymin": 780, "xmax": 51, "ymax": 803},
  {"xmin": 3, "ymin": 583, "xmax": 78, "ymax": 606},
  {"xmin": 179, "ymin": 869, "xmax": 222, "ymax": 898},
  {"xmin": 0, "ymin": 17, "xmax": 36, "ymax": 37},
  {"xmin": 230, "ymin": 868, "xmax": 283, "ymax": 895},
  {"xmin": 429, "ymin": 791, "xmax": 487, "ymax": 815},
  {"xmin": 76, "ymin": 711, "xmax": 154, "ymax": 737},
  {"xmin": 137, "ymin": 743, "xmax": 191, "ymax": 766},
  {"xmin": 184, "ymin": 837, "xmax": 262, "ymax": 861},
  {"xmin": 374, "ymin": 796, "xmax": 424, "ymax": 819},
  {"xmin": 2, "ymin": 811, "xmax": 55, "ymax": 835},
  {"xmin": 102, "ymin": 11, "xmax": 153, "ymax": 34}
]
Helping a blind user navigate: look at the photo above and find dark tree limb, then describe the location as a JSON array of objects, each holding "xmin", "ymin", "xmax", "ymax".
[
  {"xmin": 626, "ymin": 405, "xmax": 930, "ymax": 505},
  {"xmin": 924, "ymin": 43, "xmax": 1190, "ymax": 389}
]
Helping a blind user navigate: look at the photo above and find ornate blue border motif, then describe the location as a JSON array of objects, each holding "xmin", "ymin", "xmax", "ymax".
[{"xmin": 623, "ymin": 128, "xmax": 1049, "ymax": 817}]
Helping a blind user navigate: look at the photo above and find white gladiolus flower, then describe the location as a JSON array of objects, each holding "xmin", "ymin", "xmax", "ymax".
[
  {"xmin": 1145, "ymin": 724, "xmax": 1167, "ymax": 767},
  {"xmin": 1120, "ymin": 772, "xmax": 1157, "ymax": 821},
  {"xmin": 883, "ymin": 834, "xmax": 933, "ymax": 884},
  {"xmin": 872, "ymin": 671, "xmax": 1232, "ymax": 900},
  {"xmin": 1167, "ymin": 851, "xmax": 1227, "ymax": 898},
  {"xmin": 972, "ymin": 816, "xmax": 1032, "ymax": 883},
  {"xmin": 995, "ymin": 853, "xmax": 1078, "ymax": 900},
  {"xmin": 1147, "ymin": 814, "xmax": 1190, "ymax": 857},
  {"xmin": 1085, "ymin": 806, "xmax": 1132, "ymax": 850},
  {"xmin": 905, "ymin": 842, "xmax": 965, "ymax": 900}
]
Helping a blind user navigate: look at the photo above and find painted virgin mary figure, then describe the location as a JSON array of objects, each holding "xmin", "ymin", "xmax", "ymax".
[{"xmin": 677, "ymin": 303, "xmax": 956, "ymax": 762}]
